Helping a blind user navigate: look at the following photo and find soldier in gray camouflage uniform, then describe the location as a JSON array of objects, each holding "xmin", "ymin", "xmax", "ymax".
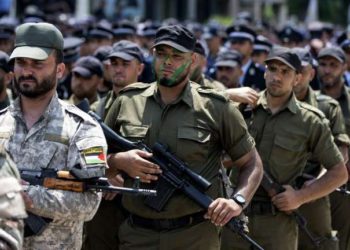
[
  {"xmin": 0, "ymin": 23, "xmax": 107, "ymax": 250},
  {"xmin": 0, "ymin": 145, "xmax": 27, "ymax": 250}
]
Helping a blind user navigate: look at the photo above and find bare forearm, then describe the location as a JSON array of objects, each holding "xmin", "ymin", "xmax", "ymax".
[
  {"xmin": 298, "ymin": 162, "xmax": 347, "ymax": 204},
  {"xmin": 234, "ymin": 148, "xmax": 263, "ymax": 203}
]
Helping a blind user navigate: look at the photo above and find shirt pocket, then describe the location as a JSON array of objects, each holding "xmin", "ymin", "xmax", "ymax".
[
  {"xmin": 22, "ymin": 141, "xmax": 60, "ymax": 170},
  {"xmin": 176, "ymin": 125, "xmax": 211, "ymax": 164},
  {"xmin": 119, "ymin": 124, "xmax": 149, "ymax": 141},
  {"xmin": 269, "ymin": 134, "xmax": 306, "ymax": 183}
]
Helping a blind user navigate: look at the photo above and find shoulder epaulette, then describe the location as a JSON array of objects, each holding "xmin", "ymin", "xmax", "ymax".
[
  {"xmin": 316, "ymin": 94, "xmax": 339, "ymax": 106},
  {"xmin": 299, "ymin": 101, "xmax": 325, "ymax": 119},
  {"xmin": 119, "ymin": 82, "xmax": 152, "ymax": 94},
  {"xmin": 196, "ymin": 87, "xmax": 228, "ymax": 102},
  {"xmin": 64, "ymin": 103, "xmax": 92, "ymax": 121}
]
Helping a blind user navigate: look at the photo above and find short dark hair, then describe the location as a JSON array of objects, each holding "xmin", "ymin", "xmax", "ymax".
[{"xmin": 53, "ymin": 49, "xmax": 64, "ymax": 64}]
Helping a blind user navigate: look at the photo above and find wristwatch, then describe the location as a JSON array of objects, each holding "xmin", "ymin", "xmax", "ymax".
[{"xmin": 231, "ymin": 193, "xmax": 246, "ymax": 208}]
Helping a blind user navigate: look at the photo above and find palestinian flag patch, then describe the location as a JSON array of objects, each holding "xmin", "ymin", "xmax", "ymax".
[{"xmin": 82, "ymin": 146, "xmax": 106, "ymax": 165}]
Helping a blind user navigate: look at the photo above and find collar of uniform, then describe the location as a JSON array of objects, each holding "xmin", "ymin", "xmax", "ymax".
[
  {"xmin": 10, "ymin": 92, "xmax": 60, "ymax": 121},
  {"xmin": 256, "ymin": 90, "xmax": 298, "ymax": 114},
  {"xmin": 304, "ymin": 86, "xmax": 318, "ymax": 107},
  {"xmin": 142, "ymin": 82, "xmax": 193, "ymax": 108},
  {"xmin": 339, "ymin": 85, "xmax": 350, "ymax": 102},
  {"xmin": 105, "ymin": 90, "xmax": 117, "ymax": 109}
]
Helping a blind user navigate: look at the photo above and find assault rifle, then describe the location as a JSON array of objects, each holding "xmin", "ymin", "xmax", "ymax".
[
  {"xmin": 261, "ymin": 171, "xmax": 322, "ymax": 247},
  {"xmin": 20, "ymin": 167, "xmax": 156, "ymax": 237},
  {"xmin": 89, "ymin": 111, "xmax": 264, "ymax": 250},
  {"xmin": 19, "ymin": 167, "xmax": 157, "ymax": 196}
]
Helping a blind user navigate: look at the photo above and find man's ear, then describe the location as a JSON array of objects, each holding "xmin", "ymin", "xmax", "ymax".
[
  {"xmin": 137, "ymin": 63, "xmax": 145, "ymax": 77},
  {"xmin": 56, "ymin": 63, "xmax": 66, "ymax": 79},
  {"xmin": 309, "ymin": 67, "xmax": 316, "ymax": 80},
  {"xmin": 191, "ymin": 52, "xmax": 196, "ymax": 65},
  {"xmin": 294, "ymin": 72, "xmax": 302, "ymax": 86},
  {"xmin": 4, "ymin": 71, "xmax": 13, "ymax": 87}
]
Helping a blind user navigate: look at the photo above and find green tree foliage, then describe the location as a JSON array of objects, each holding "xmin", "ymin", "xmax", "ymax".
[{"xmin": 288, "ymin": 0, "xmax": 348, "ymax": 25}]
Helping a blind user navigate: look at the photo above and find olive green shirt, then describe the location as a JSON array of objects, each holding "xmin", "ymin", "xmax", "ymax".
[
  {"xmin": 66, "ymin": 94, "xmax": 99, "ymax": 107},
  {"xmin": 323, "ymin": 85, "xmax": 350, "ymax": 136},
  {"xmin": 90, "ymin": 90, "xmax": 117, "ymax": 119},
  {"xmin": 300, "ymin": 87, "xmax": 349, "ymax": 176},
  {"xmin": 199, "ymin": 75, "xmax": 227, "ymax": 92},
  {"xmin": 249, "ymin": 91, "xmax": 342, "ymax": 198},
  {"xmin": 304, "ymin": 87, "xmax": 349, "ymax": 146},
  {"xmin": 105, "ymin": 81, "xmax": 255, "ymax": 219}
]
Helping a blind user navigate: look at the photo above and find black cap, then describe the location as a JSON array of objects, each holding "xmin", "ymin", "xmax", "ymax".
[
  {"xmin": 291, "ymin": 47, "xmax": 313, "ymax": 66},
  {"xmin": 72, "ymin": 56, "xmax": 103, "ymax": 78},
  {"xmin": 139, "ymin": 22, "xmax": 160, "ymax": 38},
  {"xmin": 317, "ymin": 46, "xmax": 346, "ymax": 63},
  {"xmin": 63, "ymin": 37, "xmax": 84, "ymax": 64},
  {"xmin": 336, "ymin": 32, "xmax": 347, "ymax": 46},
  {"xmin": 277, "ymin": 26, "xmax": 304, "ymax": 44},
  {"xmin": 108, "ymin": 40, "xmax": 144, "ymax": 62},
  {"xmin": 93, "ymin": 45, "xmax": 113, "ymax": 62},
  {"xmin": 202, "ymin": 25, "xmax": 224, "ymax": 40},
  {"xmin": 215, "ymin": 49, "xmax": 242, "ymax": 68},
  {"xmin": 236, "ymin": 11, "xmax": 253, "ymax": 25},
  {"xmin": 194, "ymin": 40, "xmax": 206, "ymax": 57},
  {"xmin": 0, "ymin": 23, "xmax": 14, "ymax": 39},
  {"xmin": 113, "ymin": 20, "xmax": 136, "ymax": 37},
  {"xmin": 153, "ymin": 25, "xmax": 196, "ymax": 52},
  {"xmin": 186, "ymin": 22, "xmax": 203, "ymax": 35},
  {"xmin": 265, "ymin": 47, "xmax": 302, "ymax": 72},
  {"xmin": 226, "ymin": 24, "xmax": 256, "ymax": 43},
  {"xmin": 253, "ymin": 35, "xmax": 272, "ymax": 53},
  {"xmin": 87, "ymin": 21, "xmax": 113, "ymax": 40},
  {"xmin": 0, "ymin": 51, "xmax": 10, "ymax": 72},
  {"xmin": 340, "ymin": 39, "xmax": 350, "ymax": 51}
]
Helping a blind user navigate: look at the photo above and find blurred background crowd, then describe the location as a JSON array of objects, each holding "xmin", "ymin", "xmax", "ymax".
[{"xmin": 0, "ymin": 0, "xmax": 350, "ymax": 104}]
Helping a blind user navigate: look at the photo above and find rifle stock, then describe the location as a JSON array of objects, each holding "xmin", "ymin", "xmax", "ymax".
[
  {"xmin": 260, "ymin": 171, "xmax": 322, "ymax": 247},
  {"xmin": 20, "ymin": 166, "xmax": 156, "ymax": 237}
]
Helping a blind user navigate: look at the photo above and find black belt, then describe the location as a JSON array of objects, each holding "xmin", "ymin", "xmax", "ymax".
[
  {"xmin": 129, "ymin": 211, "xmax": 206, "ymax": 231},
  {"xmin": 245, "ymin": 201, "xmax": 277, "ymax": 216}
]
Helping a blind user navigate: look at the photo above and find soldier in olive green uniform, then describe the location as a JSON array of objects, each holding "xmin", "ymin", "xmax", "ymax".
[
  {"xmin": 0, "ymin": 146, "xmax": 27, "ymax": 250},
  {"xmin": 317, "ymin": 46, "xmax": 350, "ymax": 250},
  {"xmin": 92, "ymin": 40, "xmax": 145, "ymax": 119},
  {"xmin": 190, "ymin": 41, "xmax": 259, "ymax": 106},
  {"xmin": 293, "ymin": 47, "xmax": 349, "ymax": 250},
  {"xmin": 225, "ymin": 47, "xmax": 347, "ymax": 250},
  {"xmin": 83, "ymin": 40, "xmax": 145, "ymax": 250},
  {"xmin": 67, "ymin": 56, "xmax": 103, "ymax": 106},
  {"xmin": 105, "ymin": 25, "xmax": 263, "ymax": 250}
]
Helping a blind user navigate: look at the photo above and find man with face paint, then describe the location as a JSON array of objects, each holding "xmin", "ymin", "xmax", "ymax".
[
  {"xmin": 0, "ymin": 22, "xmax": 107, "ymax": 249},
  {"xmin": 104, "ymin": 25, "xmax": 263, "ymax": 250}
]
